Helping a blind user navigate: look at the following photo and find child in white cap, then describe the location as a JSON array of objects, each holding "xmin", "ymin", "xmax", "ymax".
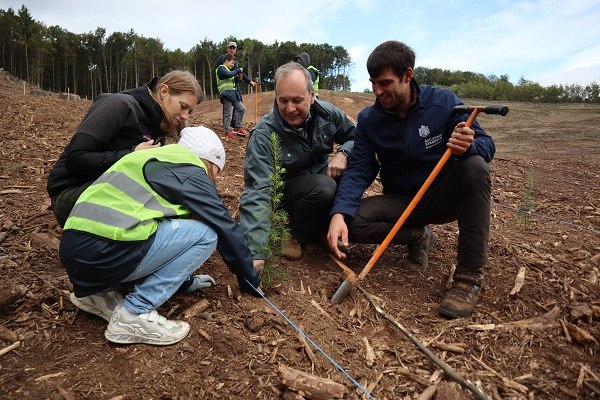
[{"xmin": 62, "ymin": 126, "xmax": 262, "ymax": 346}]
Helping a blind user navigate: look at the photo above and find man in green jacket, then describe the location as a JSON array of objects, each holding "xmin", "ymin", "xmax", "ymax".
[{"xmin": 239, "ymin": 62, "xmax": 355, "ymax": 269}]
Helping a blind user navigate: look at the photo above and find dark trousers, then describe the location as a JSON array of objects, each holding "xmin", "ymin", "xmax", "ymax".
[
  {"xmin": 349, "ymin": 156, "xmax": 491, "ymax": 267},
  {"xmin": 283, "ymin": 174, "xmax": 337, "ymax": 245},
  {"xmin": 50, "ymin": 181, "xmax": 94, "ymax": 228}
]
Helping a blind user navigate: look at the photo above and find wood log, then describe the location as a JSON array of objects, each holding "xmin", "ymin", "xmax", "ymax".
[
  {"xmin": 282, "ymin": 389, "xmax": 306, "ymax": 400},
  {"xmin": 0, "ymin": 283, "xmax": 27, "ymax": 308},
  {"xmin": 182, "ymin": 299, "xmax": 209, "ymax": 318},
  {"xmin": 0, "ymin": 324, "xmax": 19, "ymax": 343},
  {"xmin": 278, "ymin": 365, "xmax": 346, "ymax": 400}
]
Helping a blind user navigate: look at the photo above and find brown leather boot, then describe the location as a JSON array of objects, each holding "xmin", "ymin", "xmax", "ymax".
[
  {"xmin": 405, "ymin": 226, "xmax": 436, "ymax": 270},
  {"xmin": 282, "ymin": 238, "xmax": 302, "ymax": 260},
  {"xmin": 439, "ymin": 266, "xmax": 484, "ymax": 318}
]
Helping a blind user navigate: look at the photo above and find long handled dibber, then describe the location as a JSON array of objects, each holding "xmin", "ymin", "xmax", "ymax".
[{"xmin": 330, "ymin": 104, "xmax": 509, "ymax": 304}]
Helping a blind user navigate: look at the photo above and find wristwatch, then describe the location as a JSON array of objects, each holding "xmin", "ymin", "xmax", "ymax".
[{"xmin": 336, "ymin": 148, "xmax": 349, "ymax": 157}]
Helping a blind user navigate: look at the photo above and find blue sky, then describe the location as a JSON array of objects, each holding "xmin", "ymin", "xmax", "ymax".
[{"xmin": 4, "ymin": 0, "xmax": 600, "ymax": 91}]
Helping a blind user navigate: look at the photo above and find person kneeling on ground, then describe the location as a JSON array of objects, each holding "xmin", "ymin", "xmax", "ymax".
[
  {"xmin": 328, "ymin": 40, "xmax": 495, "ymax": 319},
  {"xmin": 62, "ymin": 127, "xmax": 262, "ymax": 346},
  {"xmin": 239, "ymin": 61, "xmax": 355, "ymax": 271}
]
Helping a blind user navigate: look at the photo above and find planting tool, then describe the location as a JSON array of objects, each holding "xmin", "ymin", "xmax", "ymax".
[
  {"xmin": 254, "ymin": 82, "xmax": 261, "ymax": 125},
  {"xmin": 330, "ymin": 104, "xmax": 509, "ymax": 304}
]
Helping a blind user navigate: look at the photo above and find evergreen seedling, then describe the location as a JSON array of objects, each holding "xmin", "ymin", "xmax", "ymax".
[
  {"xmin": 516, "ymin": 168, "xmax": 537, "ymax": 229},
  {"xmin": 257, "ymin": 132, "xmax": 289, "ymax": 288}
]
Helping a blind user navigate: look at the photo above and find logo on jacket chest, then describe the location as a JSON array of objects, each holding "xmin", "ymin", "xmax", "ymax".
[
  {"xmin": 418, "ymin": 125, "xmax": 430, "ymax": 138},
  {"xmin": 418, "ymin": 125, "xmax": 443, "ymax": 149}
]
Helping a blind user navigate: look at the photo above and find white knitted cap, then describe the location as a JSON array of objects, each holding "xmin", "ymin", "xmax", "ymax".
[{"xmin": 179, "ymin": 126, "xmax": 226, "ymax": 171}]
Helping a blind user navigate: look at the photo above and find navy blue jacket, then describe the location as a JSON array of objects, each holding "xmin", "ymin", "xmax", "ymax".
[{"xmin": 331, "ymin": 81, "xmax": 495, "ymax": 219}]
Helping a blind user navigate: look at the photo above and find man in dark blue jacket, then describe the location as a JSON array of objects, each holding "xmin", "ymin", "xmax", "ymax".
[{"xmin": 327, "ymin": 41, "xmax": 495, "ymax": 318}]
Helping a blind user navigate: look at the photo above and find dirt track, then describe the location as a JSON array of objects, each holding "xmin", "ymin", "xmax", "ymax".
[{"xmin": 0, "ymin": 70, "xmax": 599, "ymax": 399}]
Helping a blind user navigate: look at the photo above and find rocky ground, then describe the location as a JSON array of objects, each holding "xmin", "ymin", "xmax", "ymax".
[{"xmin": 0, "ymin": 69, "xmax": 599, "ymax": 399}]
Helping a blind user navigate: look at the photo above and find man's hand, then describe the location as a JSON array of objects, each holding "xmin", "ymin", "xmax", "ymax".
[
  {"xmin": 447, "ymin": 121, "xmax": 474, "ymax": 156},
  {"xmin": 327, "ymin": 151, "xmax": 348, "ymax": 179},
  {"xmin": 253, "ymin": 259, "xmax": 265, "ymax": 276},
  {"xmin": 328, "ymin": 213, "xmax": 349, "ymax": 259}
]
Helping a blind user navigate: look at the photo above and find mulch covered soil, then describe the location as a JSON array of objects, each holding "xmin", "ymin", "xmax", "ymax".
[{"xmin": 0, "ymin": 69, "xmax": 599, "ymax": 399}]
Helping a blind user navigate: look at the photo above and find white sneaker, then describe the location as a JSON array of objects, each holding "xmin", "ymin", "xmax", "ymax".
[
  {"xmin": 70, "ymin": 291, "xmax": 123, "ymax": 322},
  {"xmin": 104, "ymin": 305, "xmax": 190, "ymax": 346}
]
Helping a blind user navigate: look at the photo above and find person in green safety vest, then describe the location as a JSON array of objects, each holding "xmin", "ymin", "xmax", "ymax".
[
  {"xmin": 295, "ymin": 52, "xmax": 320, "ymax": 99},
  {"xmin": 62, "ymin": 126, "xmax": 263, "ymax": 346},
  {"xmin": 216, "ymin": 54, "xmax": 256, "ymax": 138}
]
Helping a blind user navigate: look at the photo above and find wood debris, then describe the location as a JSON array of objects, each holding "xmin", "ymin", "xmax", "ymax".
[
  {"xmin": 509, "ymin": 266, "xmax": 526, "ymax": 295},
  {"xmin": 182, "ymin": 299, "xmax": 210, "ymax": 319},
  {"xmin": 278, "ymin": 364, "xmax": 346, "ymax": 400},
  {"xmin": 363, "ymin": 337, "xmax": 376, "ymax": 367}
]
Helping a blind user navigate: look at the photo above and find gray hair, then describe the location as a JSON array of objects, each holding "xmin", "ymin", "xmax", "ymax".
[{"xmin": 274, "ymin": 62, "xmax": 313, "ymax": 94}]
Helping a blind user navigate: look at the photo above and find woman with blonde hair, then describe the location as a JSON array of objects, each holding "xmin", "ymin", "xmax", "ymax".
[{"xmin": 47, "ymin": 70, "xmax": 203, "ymax": 227}]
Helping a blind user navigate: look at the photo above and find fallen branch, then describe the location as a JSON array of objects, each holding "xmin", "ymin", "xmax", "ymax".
[
  {"xmin": 0, "ymin": 340, "xmax": 21, "ymax": 357},
  {"xmin": 470, "ymin": 355, "xmax": 528, "ymax": 393},
  {"xmin": 357, "ymin": 286, "xmax": 489, "ymax": 400},
  {"xmin": 297, "ymin": 326, "xmax": 317, "ymax": 369}
]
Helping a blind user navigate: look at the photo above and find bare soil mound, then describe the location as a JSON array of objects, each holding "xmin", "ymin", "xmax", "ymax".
[{"xmin": 1, "ymin": 70, "xmax": 599, "ymax": 399}]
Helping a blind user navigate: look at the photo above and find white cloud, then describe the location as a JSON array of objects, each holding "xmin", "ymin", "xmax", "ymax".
[{"xmin": 2, "ymin": 0, "xmax": 599, "ymax": 90}]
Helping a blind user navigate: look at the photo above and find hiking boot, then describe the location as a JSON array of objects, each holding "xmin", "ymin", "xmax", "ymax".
[
  {"xmin": 70, "ymin": 290, "xmax": 123, "ymax": 322},
  {"xmin": 282, "ymin": 237, "xmax": 302, "ymax": 260},
  {"xmin": 224, "ymin": 131, "xmax": 236, "ymax": 139},
  {"xmin": 105, "ymin": 305, "xmax": 190, "ymax": 346},
  {"xmin": 234, "ymin": 127, "xmax": 248, "ymax": 137},
  {"xmin": 406, "ymin": 226, "xmax": 436, "ymax": 270},
  {"xmin": 439, "ymin": 268, "xmax": 484, "ymax": 318}
]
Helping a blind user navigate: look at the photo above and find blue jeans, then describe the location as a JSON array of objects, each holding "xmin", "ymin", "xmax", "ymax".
[{"xmin": 120, "ymin": 218, "xmax": 217, "ymax": 314}]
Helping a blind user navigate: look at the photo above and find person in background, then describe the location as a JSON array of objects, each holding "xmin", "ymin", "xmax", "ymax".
[
  {"xmin": 216, "ymin": 53, "xmax": 256, "ymax": 139},
  {"xmin": 328, "ymin": 40, "xmax": 495, "ymax": 319},
  {"xmin": 214, "ymin": 41, "xmax": 255, "ymax": 137},
  {"xmin": 62, "ymin": 127, "xmax": 262, "ymax": 346},
  {"xmin": 240, "ymin": 61, "xmax": 354, "ymax": 272},
  {"xmin": 47, "ymin": 70, "xmax": 202, "ymax": 227},
  {"xmin": 294, "ymin": 52, "xmax": 320, "ymax": 99}
]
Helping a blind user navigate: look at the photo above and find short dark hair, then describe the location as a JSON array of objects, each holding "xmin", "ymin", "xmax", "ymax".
[
  {"xmin": 367, "ymin": 40, "xmax": 415, "ymax": 80},
  {"xmin": 224, "ymin": 53, "xmax": 235, "ymax": 62}
]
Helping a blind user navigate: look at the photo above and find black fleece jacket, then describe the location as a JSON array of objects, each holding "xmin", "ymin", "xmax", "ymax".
[{"xmin": 47, "ymin": 78, "xmax": 165, "ymax": 198}]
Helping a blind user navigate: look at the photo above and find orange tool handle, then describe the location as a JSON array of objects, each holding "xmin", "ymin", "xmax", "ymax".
[{"xmin": 357, "ymin": 108, "xmax": 483, "ymax": 280}]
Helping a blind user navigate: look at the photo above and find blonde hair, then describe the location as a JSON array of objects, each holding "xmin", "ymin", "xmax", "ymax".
[
  {"xmin": 152, "ymin": 70, "xmax": 203, "ymax": 137},
  {"xmin": 202, "ymin": 159, "xmax": 219, "ymax": 184},
  {"xmin": 156, "ymin": 70, "xmax": 203, "ymax": 102}
]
